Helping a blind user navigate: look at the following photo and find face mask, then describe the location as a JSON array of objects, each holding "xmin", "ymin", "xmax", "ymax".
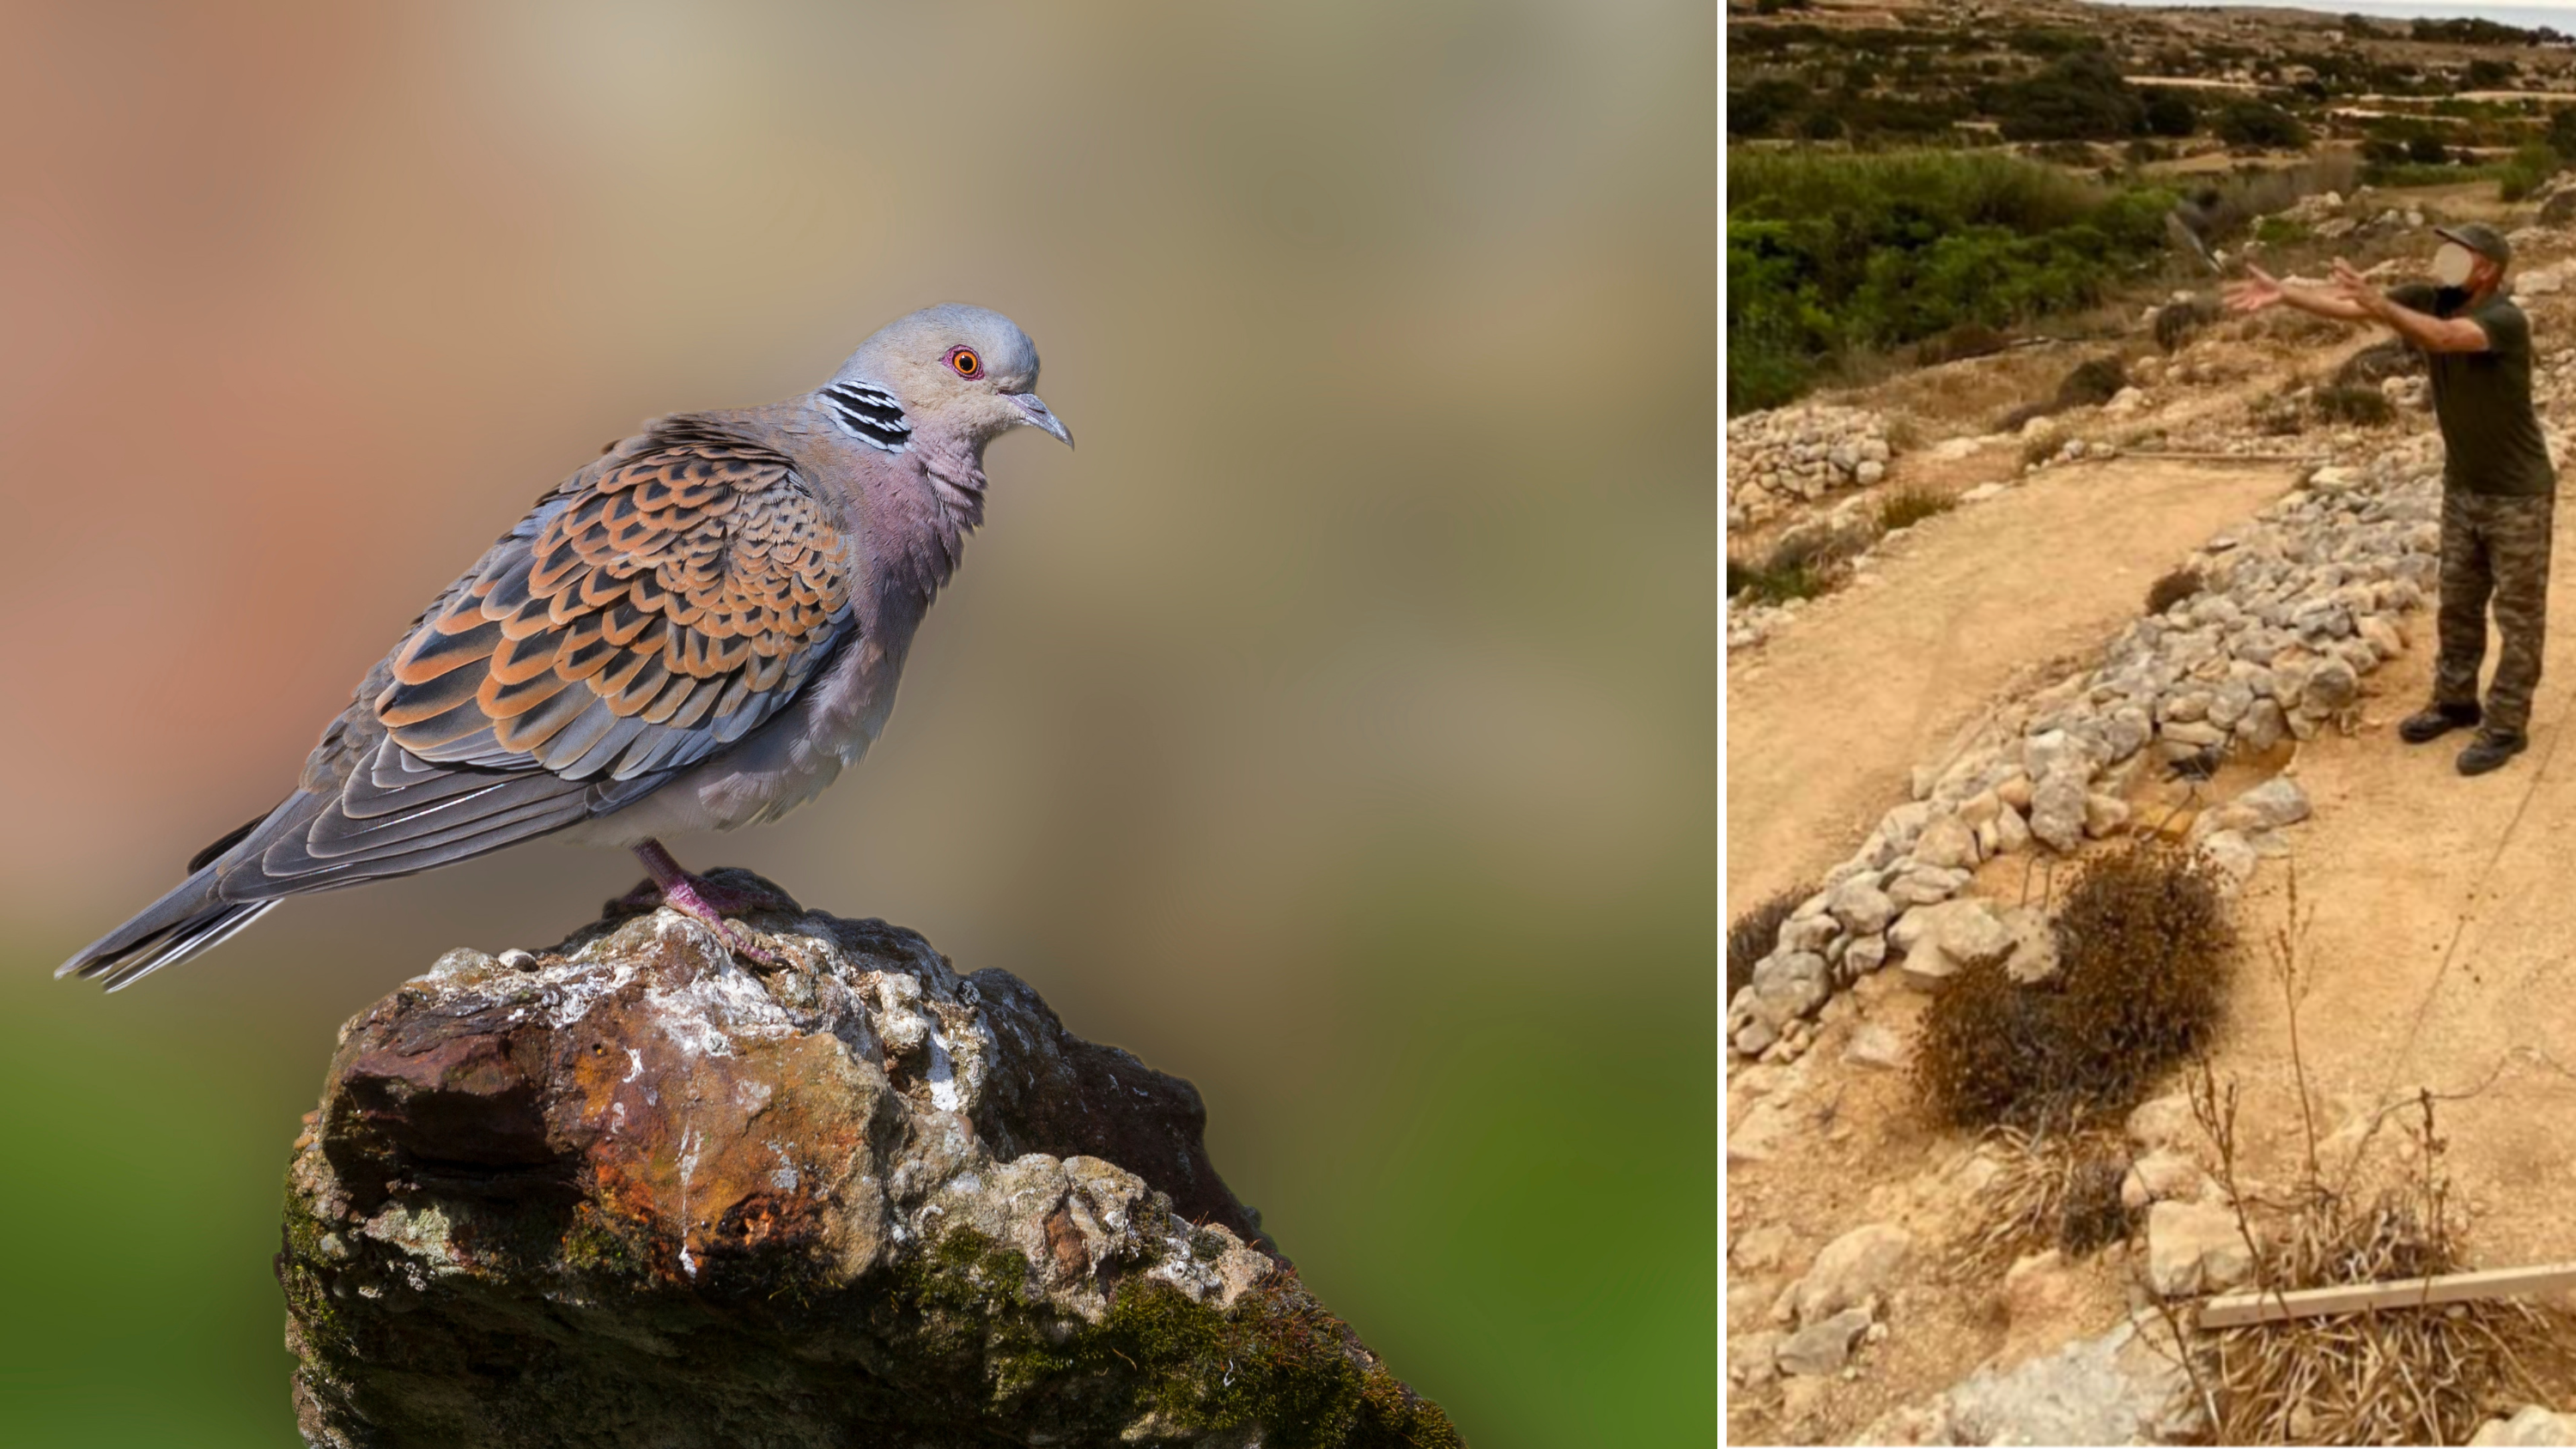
[{"xmin": 2434, "ymin": 242, "xmax": 2478, "ymax": 287}]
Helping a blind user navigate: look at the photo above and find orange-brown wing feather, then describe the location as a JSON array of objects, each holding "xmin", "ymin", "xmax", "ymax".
[{"xmin": 374, "ymin": 429, "xmax": 854, "ymax": 783}]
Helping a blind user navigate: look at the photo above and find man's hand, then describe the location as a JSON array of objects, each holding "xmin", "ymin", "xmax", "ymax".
[
  {"xmin": 2330, "ymin": 258, "xmax": 2389, "ymax": 319},
  {"xmin": 2223, "ymin": 264, "xmax": 2283, "ymax": 314}
]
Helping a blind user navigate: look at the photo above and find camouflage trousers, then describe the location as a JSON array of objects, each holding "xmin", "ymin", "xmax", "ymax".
[{"xmin": 2434, "ymin": 488, "xmax": 2556, "ymax": 736}]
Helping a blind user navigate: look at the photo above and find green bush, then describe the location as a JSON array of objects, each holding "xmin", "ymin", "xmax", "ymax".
[
  {"xmin": 2253, "ymin": 215, "xmax": 2311, "ymax": 246},
  {"xmin": 2142, "ymin": 88, "xmax": 2197, "ymax": 138},
  {"xmin": 2500, "ymin": 142, "xmax": 2558, "ymax": 203},
  {"xmin": 2408, "ymin": 131, "xmax": 2449, "ymax": 166},
  {"xmin": 1725, "ymin": 149, "xmax": 2174, "ymax": 412},
  {"xmin": 1993, "ymin": 51, "xmax": 2146, "ymax": 142},
  {"xmin": 2215, "ymin": 100, "xmax": 2310, "ymax": 149}
]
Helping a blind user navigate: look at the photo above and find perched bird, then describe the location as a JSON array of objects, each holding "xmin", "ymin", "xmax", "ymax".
[{"xmin": 59, "ymin": 303, "xmax": 1069, "ymax": 989}]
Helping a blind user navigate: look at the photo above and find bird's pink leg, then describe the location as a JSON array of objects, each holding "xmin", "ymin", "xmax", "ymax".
[{"xmin": 627, "ymin": 840, "xmax": 782, "ymax": 965}]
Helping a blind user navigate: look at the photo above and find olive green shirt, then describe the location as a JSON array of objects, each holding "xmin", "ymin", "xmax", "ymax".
[{"xmin": 2388, "ymin": 282, "xmax": 2556, "ymax": 497}]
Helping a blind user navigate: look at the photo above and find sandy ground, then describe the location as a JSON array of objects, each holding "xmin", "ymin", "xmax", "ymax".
[
  {"xmin": 2218, "ymin": 515, "xmax": 2576, "ymax": 1271},
  {"xmin": 1724, "ymin": 457, "xmax": 2304, "ymax": 911}
]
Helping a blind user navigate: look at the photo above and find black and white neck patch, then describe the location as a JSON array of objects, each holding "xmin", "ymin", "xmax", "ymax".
[{"xmin": 822, "ymin": 382, "xmax": 913, "ymax": 454}]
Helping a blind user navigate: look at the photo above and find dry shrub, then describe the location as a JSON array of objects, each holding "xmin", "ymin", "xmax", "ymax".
[
  {"xmin": 1727, "ymin": 884, "xmax": 1811, "ymax": 1001},
  {"xmin": 1996, "ymin": 354, "xmax": 2129, "ymax": 432},
  {"xmin": 1913, "ymin": 320, "xmax": 2011, "ymax": 367},
  {"xmin": 2196, "ymin": 1095, "xmax": 2561, "ymax": 1446},
  {"xmin": 2154, "ymin": 296, "xmax": 2221, "ymax": 352},
  {"xmin": 1877, "ymin": 485, "xmax": 1957, "ymax": 532},
  {"xmin": 1914, "ymin": 843, "xmax": 2233, "ymax": 1131},
  {"xmin": 2253, "ymin": 391, "xmax": 2308, "ymax": 436},
  {"xmin": 2312, "ymin": 384, "xmax": 2394, "ymax": 428},
  {"xmin": 2335, "ymin": 337, "xmax": 2421, "ymax": 388},
  {"xmin": 1965, "ymin": 1126, "xmax": 2139, "ymax": 1267},
  {"xmin": 2148, "ymin": 566, "xmax": 2205, "ymax": 616}
]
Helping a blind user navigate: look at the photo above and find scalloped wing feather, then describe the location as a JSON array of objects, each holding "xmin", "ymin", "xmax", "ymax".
[{"xmin": 378, "ymin": 428, "xmax": 853, "ymax": 783}]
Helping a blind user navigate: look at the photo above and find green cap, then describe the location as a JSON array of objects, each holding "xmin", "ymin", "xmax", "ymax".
[{"xmin": 2435, "ymin": 221, "xmax": 2512, "ymax": 269}]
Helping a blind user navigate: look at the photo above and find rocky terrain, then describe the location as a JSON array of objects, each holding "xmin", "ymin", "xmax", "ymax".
[
  {"xmin": 1725, "ymin": 164, "xmax": 2576, "ymax": 1445},
  {"xmin": 278, "ymin": 871, "xmax": 1453, "ymax": 1448}
]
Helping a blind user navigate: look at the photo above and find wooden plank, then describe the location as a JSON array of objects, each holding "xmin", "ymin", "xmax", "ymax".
[
  {"xmin": 2083, "ymin": 451, "xmax": 2324, "ymax": 465},
  {"xmin": 2201, "ymin": 1262, "xmax": 2576, "ymax": 1328}
]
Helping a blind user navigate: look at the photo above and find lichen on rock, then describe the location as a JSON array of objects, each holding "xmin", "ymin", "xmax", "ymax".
[{"xmin": 277, "ymin": 870, "xmax": 1456, "ymax": 1447}]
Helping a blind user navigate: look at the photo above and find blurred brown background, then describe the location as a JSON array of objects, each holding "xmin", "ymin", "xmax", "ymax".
[{"xmin": 0, "ymin": 2, "xmax": 1715, "ymax": 1442}]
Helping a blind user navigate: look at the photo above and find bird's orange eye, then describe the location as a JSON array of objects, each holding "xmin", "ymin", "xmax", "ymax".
[{"xmin": 949, "ymin": 348, "xmax": 981, "ymax": 378}]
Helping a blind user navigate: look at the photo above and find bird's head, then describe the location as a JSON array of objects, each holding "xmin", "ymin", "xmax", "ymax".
[{"xmin": 822, "ymin": 304, "xmax": 1071, "ymax": 454}]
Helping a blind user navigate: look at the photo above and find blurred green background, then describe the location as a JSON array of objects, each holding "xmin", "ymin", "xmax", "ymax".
[{"xmin": 0, "ymin": 2, "xmax": 1714, "ymax": 1443}]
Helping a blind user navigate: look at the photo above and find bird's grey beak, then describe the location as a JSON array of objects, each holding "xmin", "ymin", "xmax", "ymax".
[{"xmin": 1010, "ymin": 392, "xmax": 1072, "ymax": 448}]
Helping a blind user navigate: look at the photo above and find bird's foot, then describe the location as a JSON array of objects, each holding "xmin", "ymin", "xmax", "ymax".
[
  {"xmin": 653, "ymin": 873, "xmax": 785, "ymax": 967},
  {"xmin": 617, "ymin": 842, "xmax": 789, "ymax": 967}
]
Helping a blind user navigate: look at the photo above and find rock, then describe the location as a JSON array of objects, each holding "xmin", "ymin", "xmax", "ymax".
[
  {"xmin": 1892, "ymin": 1320, "xmax": 2199, "ymax": 1447},
  {"xmin": 1893, "ymin": 899, "xmax": 2014, "ymax": 991},
  {"xmin": 1732, "ymin": 1224, "xmax": 1796, "ymax": 1275},
  {"xmin": 1912, "ymin": 814, "xmax": 1983, "ymax": 871},
  {"xmin": 1777, "ymin": 1307, "xmax": 1873, "ymax": 1376},
  {"xmin": 2029, "ymin": 775, "xmax": 2088, "ymax": 853},
  {"xmin": 1996, "ymin": 905, "xmax": 2062, "ymax": 985},
  {"xmin": 1752, "ymin": 950, "xmax": 1832, "ymax": 1026},
  {"xmin": 2200, "ymin": 828, "xmax": 2258, "ymax": 888},
  {"xmin": 2082, "ymin": 793, "xmax": 2131, "ymax": 839},
  {"xmin": 1844, "ymin": 933, "xmax": 1889, "ymax": 974},
  {"xmin": 277, "ymin": 875, "xmax": 1453, "ymax": 1448},
  {"xmin": 2129, "ymin": 1094, "xmax": 2196, "ymax": 1153},
  {"xmin": 1732, "ymin": 1330, "xmax": 1783, "ymax": 1388},
  {"xmin": 2521, "ymin": 268, "xmax": 2567, "ymax": 297},
  {"xmin": 1730, "ymin": 1100, "xmax": 1797, "ymax": 1165},
  {"xmin": 2232, "ymin": 775, "xmax": 2312, "ymax": 830},
  {"xmin": 1827, "ymin": 878, "xmax": 1895, "ymax": 937},
  {"xmin": 2121, "ymin": 1149, "xmax": 2208, "ymax": 1210},
  {"xmin": 1992, "ymin": 803, "xmax": 2032, "ymax": 855},
  {"xmin": 1777, "ymin": 910, "xmax": 1838, "ymax": 955},
  {"xmin": 2305, "ymin": 658, "xmax": 2360, "ymax": 712},
  {"xmin": 1844, "ymin": 1022, "xmax": 1911, "ymax": 1072},
  {"xmin": 1885, "ymin": 866, "xmax": 1971, "ymax": 907},
  {"xmin": 2159, "ymin": 718, "xmax": 2227, "ymax": 749},
  {"xmin": 1856, "ymin": 459, "xmax": 1887, "ymax": 486},
  {"xmin": 2470, "ymin": 1405, "xmax": 2576, "ymax": 1446},
  {"xmin": 2147, "ymin": 1198, "xmax": 2254, "ymax": 1296},
  {"xmin": 2002, "ymin": 1249, "xmax": 2080, "ymax": 1328},
  {"xmin": 2238, "ymin": 697, "xmax": 2288, "ymax": 752},
  {"xmin": 1789, "ymin": 1222, "xmax": 1913, "ymax": 1326}
]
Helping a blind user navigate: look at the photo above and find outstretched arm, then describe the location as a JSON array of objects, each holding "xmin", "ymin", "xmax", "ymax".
[
  {"xmin": 2330, "ymin": 259, "xmax": 2494, "ymax": 355},
  {"xmin": 2224, "ymin": 264, "xmax": 2373, "ymax": 323}
]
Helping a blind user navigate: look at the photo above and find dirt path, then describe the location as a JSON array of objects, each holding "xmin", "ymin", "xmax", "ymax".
[{"xmin": 1724, "ymin": 457, "xmax": 2303, "ymax": 909}]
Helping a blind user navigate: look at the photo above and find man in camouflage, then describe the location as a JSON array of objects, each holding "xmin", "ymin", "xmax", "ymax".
[{"xmin": 2227, "ymin": 222, "xmax": 2556, "ymax": 775}]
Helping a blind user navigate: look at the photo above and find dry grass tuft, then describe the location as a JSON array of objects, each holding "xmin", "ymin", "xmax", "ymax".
[
  {"xmin": 1965, "ymin": 1126, "xmax": 2138, "ymax": 1268},
  {"xmin": 1915, "ymin": 843, "xmax": 2233, "ymax": 1131},
  {"xmin": 2154, "ymin": 297, "xmax": 2221, "ymax": 353},
  {"xmin": 1877, "ymin": 485, "xmax": 1957, "ymax": 533},
  {"xmin": 2312, "ymin": 384, "xmax": 2395, "ymax": 428}
]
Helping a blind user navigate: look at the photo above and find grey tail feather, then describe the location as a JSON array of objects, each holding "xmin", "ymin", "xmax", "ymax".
[{"xmin": 56, "ymin": 870, "xmax": 282, "ymax": 991}]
